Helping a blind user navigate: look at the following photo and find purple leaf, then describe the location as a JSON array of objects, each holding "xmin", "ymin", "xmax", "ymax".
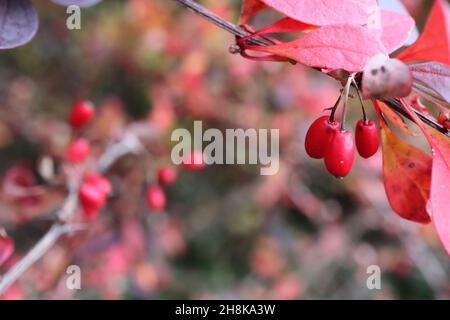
[
  {"xmin": 0, "ymin": 0, "xmax": 38, "ymax": 49},
  {"xmin": 51, "ymin": 0, "xmax": 102, "ymax": 7}
]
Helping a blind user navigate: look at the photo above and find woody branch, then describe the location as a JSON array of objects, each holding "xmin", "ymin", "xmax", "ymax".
[{"xmin": 0, "ymin": 133, "xmax": 144, "ymax": 295}]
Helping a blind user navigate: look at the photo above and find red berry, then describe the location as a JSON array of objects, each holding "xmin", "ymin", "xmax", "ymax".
[
  {"xmin": 66, "ymin": 138, "xmax": 91, "ymax": 163},
  {"xmin": 324, "ymin": 130, "xmax": 355, "ymax": 178},
  {"xmin": 146, "ymin": 185, "xmax": 166, "ymax": 212},
  {"xmin": 68, "ymin": 100, "xmax": 95, "ymax": 129},
  {"xmin": 0, "ymin": 232, "xmax": 14, "ymax": 266},
  {"xmin": 85, "ymin": 172, "xmax": 112, "ymax": 195},
  {"xmin": 355, "ymin": 119, "xmax": 379, "ymax": 158},
  {"xmin": 305, "ymin": 116, "xmax": 339, "ymax": 159},
  {"xmin": 79, "ymin": 183, "xmax": 106, "ymax": 212},
  {"xmin": 82, "ymin": 205, "xmax": 100, "ymax": 219},
  {"xmin": 182, "ymin": 150, "xmax": 206, "ymax": 171},
  {"xmin": 158, "ymin": 165, "xmax": 178, "ymax": 186}
]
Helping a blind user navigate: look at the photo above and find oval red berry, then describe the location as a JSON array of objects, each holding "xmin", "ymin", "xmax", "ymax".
[
  {"xmin": 146, "ymin": 185, "xmax": 166, "ymax": 212},
  {"xmin": 66, "ymin": 138, "xmax": 91, "ymax": 163},
  {"xmin": 305, "ymin": 116, "xmax": 339, "ymax": 159},
  {"xmin": 158, "ymin": 165, "xmax": 178, "ymax": 186},
  {"xmin": 324, "ymin": 130, "xmax": 355, "ymax": 178},
  {"xmin": 79, "ymin": 182, "xmax": 106, "ymax": 210},
  {"xmin": 355, "ymin": 119, "xmax": 379, "ymax": 159},
  {"xmin": 68, "ymin": 100, "xmax": 95, "ymax": 129}
]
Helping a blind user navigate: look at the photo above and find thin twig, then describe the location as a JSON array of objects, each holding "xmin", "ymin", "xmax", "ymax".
[
  {"xmin": 173, "ymin": 0, "xmax": 450, "ymax": 138},
  {"xmin": 172, "ymin": 0, "xmax": 274, "ymax": 47},
  {"xmin": 0, "ymin": 134, "xmax": 144, "ymax": 295}
]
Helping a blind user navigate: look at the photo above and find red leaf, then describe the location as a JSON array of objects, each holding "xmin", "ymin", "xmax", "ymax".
[
  {"xmin": 247, "ymin": 17, "xmax": 316, "ymax": 36},
  {"xmin": 244, "ymin": 24, "xmax": 386, "ymax": 72},
  {"xmin": 375, "ymin": 101, "xmax": 432, "ymax": 224},
  {"xmin": 376, "ymin": 100, "xmax": 416, "ymax": 136},
  {"xmin": 426, "ymin": 128, "xmax": 450, "ymax": 254},
  {"xmin": 409, "ymin": 61, "xmax": 450, "ymax": 103},
  {"xmin": 238, "ymin": 17, "xmax": 317, "ymax": 51},
  {"xmin": 400, "ymin": 98, "xmax": 450, "ymax": 254},
  {"xmin": 259, "ymin": 0, "xmax": 378, "ymax": 26},
  {"xmin": 396, "ymin": 0, "xmax": 450, "ymax": 65},
  {"xmin": 378, "ymin": 9, "xmax": 415, "ymax": 53},
  {"xmin": 240, "ymin": 0, "xmax": 266, "ymax": 24}
]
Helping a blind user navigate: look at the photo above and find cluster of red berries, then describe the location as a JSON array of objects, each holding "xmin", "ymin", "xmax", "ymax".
[
  {"xmin": 305, "ymin": 115, "xmax": 379, "ymax": 178},
  {"xmin": 146, "ymin": 150, "xmax": 206, "ymax": 213},
  {"xmin": 146, "ymin": 165, "xmax": 178, "ymax": 213},
  {"xmin": 66, "ymin": 100, "xmax": 96, "ymax": 164},
  {"xmin": 65, "ymin": 100, "xmax": 110, "ymax": 218},
  {"xmin": 66, "ymin": 99, "xmax": 207, "ymax": 216}
]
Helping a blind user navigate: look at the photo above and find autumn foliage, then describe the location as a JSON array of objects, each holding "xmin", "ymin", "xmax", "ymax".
[{"xmin": 0, "ymin": 0, "xmax": 449, "ymax": 300}]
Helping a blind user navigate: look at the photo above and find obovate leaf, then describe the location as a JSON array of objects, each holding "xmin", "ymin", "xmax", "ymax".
[
  {"xmin": 244, "ymin": 24, "xmax": 387, "ymax": 72},
  {"xmin": 400, "ymin": 98, "xmax": 450, "ymax": 255},
  {"xmin": 375, "ymin": 100, "xmax": 432, "ymax": 224},
  {"xmin": 377, "ymin": 9, "xmax": 415, "ymax": 53},
  {"xmin": 259, "ymin": 0, "xmax": 378, "ymax": 27}
]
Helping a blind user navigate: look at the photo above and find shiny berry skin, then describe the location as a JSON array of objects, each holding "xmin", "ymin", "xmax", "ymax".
[
  {"xmin": 0, "ymin": 232, "xmax": 14, "ymax": 266},
  {"xmin": 79, "ymin": 183, "xmax": 106, "ymax": 210},
  {"xmin": 85, "ymin": 172, "xmax": 112, "ymax": 195},
  {"xmin": 158, "ymin": 165, "xmax": 178, "ymax": 186},
  {"xmin": 305, "ymin": 116, "xmax": 339, "ymax": 159},
  {"xmin": 182, "ymin": 150, "xmax": 206, "ymax": 171},
  {"xmin": 355, "ymin": 119, "xmax": 379, "ymax": 158},
  {"xmin": 146, "ymin": 185, "xmax": 166, "ymax": 212},
  {"xmin": 68, "ymin": 100, "xmax": 95, "ymax": 129},
  {"xmin": 66, "ymin": 138, "xmax": 91, "ymax": 163},
  {"xmin": 324, "ymin": 130, "xmax": 355, "ymax": 178}
]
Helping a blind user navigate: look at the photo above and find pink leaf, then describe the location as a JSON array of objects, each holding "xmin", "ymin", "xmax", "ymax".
[
  {"xmin": 249, "ymin": 17, "xmax": 316, "ymax": 35},
  {"xmin": 400, "ymin": 99, "xmax": 450, "ymax": 255},
  {"xmin": 396, "ymin": 0, "xmax": 450, "ymax": 65},
  {"xmin": 244, "ymin": 24, "xmax": 387, "ymax": 72},
  {"xmin": 377, "ymin": 9, "xmax": 415, "ymax": 53},
  {"xmin": 427, "ymin": 130, "xmax": 450, "ymax": 255},
  {"xmin": 259, "ymin": 0, "xmax": 378, "ymax": 26},
  {"xmin": 409, "ymin": 61, "xmax": 450, "ymax": 103}
]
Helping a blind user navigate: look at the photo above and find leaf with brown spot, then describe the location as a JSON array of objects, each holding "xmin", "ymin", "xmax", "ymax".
[{"xmin": 379, "ymin": 117, "xmax": 432, "ymax": 224}]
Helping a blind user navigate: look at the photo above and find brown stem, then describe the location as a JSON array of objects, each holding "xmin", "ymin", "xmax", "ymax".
[
  {"xmin": 173, "ymin": 0, "xmax": 450, "ymax": 138},
  {"xmin": 172, "ymin": 0, "xmax": 274, "ymax": 47}
]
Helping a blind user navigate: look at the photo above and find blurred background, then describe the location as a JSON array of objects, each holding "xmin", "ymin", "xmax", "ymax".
[{"xmin": 0, "ymin": 0, "xmax": 449, "ymax": 299}]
